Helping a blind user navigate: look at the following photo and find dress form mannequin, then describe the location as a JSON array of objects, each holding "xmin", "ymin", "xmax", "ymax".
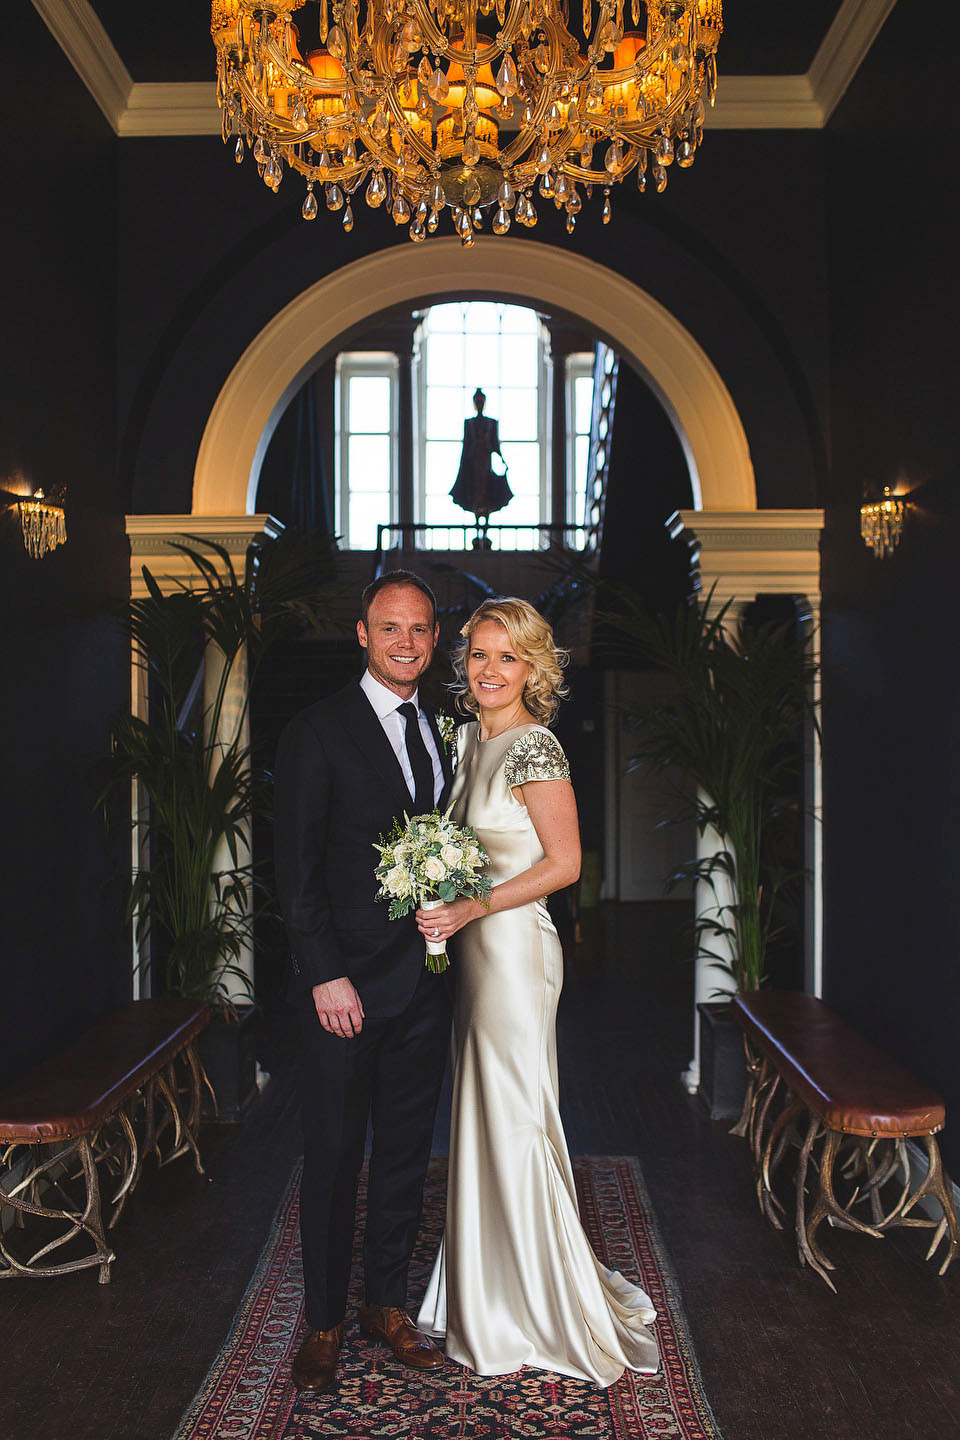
[{"xmin": 449, "ymin": 389, "xmax": 512, "ymax": 548}]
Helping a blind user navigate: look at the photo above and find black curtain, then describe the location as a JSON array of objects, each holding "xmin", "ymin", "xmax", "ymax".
[{"xmin": 256, "ymin": 367, "xmax": 334, "ymax": 535}]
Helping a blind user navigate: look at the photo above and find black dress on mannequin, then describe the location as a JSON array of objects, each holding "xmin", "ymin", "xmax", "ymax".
[{"xmin": 450, "ymin": 389, "xmax": 512, "ymax": 543}]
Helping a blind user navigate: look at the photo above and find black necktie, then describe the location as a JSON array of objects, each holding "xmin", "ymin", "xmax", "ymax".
[{"xmin": 398, "ymin": 702, "xmax": 435, "ymax": 813}]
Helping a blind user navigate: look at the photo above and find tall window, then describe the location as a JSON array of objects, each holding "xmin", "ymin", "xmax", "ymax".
[
  {"xmin": 416, "ymin": 302, "xmax": 548, "ymax": 549},
  {"xmin": 333, "ymin": 305, "xmax": 592, "ymax": 549},
  {"xmin": 334, "ymin": 352, "xmax": 398, "ymax": 550}
]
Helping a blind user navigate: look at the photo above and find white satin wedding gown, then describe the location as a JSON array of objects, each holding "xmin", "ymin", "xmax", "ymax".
[{"xmin": 418, "ymin": 722, "xmax": 659, "ymax": 1387}]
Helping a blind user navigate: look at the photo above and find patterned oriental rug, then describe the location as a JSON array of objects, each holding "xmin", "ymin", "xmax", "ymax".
[{"xmin": 171, "ymin": 1156, "xmax": 722, "ymax": 1440}]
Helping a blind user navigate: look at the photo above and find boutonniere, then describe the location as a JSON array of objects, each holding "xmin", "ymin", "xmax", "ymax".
[{"xmin": 436, "ymin": 710, "xmax": 458, "ymax": 757}]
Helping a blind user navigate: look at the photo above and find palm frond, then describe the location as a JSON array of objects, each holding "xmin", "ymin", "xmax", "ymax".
[
  {"xmin": 606, "ymin": 585, "xmax": 819, "ymax": 992},
  {"xmin": 106, "ymin": 530, "xmax": 339, "ymax": 1011}
]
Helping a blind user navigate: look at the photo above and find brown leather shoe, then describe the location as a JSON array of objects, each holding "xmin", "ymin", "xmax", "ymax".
[
  {"xmin": 291, "ymin": 1323, "xmax": 343, "ymax": 1392},
  {"xmin": 357, "ymin": 1304, "xmax": 444, "ymax": 1370}
]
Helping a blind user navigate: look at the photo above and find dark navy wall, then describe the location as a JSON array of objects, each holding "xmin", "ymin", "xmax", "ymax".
[
  {"xmin": 821, "ymin": 6, "xmax": 960, "ymax": 1170},
  {"xmin": 0, "ymin": 10, "xmax": 129, "ymax": 1083}
]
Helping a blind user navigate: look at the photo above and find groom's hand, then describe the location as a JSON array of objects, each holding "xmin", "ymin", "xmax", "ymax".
[{"xmin": 312, "ymin": 977, "xmax": 365, "ymax": 1037}]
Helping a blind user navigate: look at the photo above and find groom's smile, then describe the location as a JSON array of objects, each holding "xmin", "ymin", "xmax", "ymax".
[{"xmin": 357, "ymin": 583, "xmax": 439, "ymax": 700}]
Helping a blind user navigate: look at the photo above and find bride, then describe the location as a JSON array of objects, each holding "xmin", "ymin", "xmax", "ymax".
[{"xmin": 415, "ymin": 598, "xmax": 659, "ymax": 1387}]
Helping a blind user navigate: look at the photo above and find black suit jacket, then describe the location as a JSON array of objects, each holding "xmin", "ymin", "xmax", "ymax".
[{"xmin": 273, "ymin": 681, "xmax": 453, "ymax": 1020}]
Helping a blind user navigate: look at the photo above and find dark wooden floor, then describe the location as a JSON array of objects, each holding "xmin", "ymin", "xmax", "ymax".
[{"xmin": 4, "ymin": 903, "xmax": 960, "ymax": 1440}]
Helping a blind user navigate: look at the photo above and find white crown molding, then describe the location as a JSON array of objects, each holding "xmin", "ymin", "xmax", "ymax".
[
  {"xmin": 118, "ymin": 83, "xmax": 221, "ymax": 138},
  {"xmin": 709, "ymin": 0, "xmax": 897, "ymax": 131},
  {"xmin": 707, "ymin": 75, "xmax": 822, "ymax": 131},
  {"xmin": 31, "ymin": 0, "xmax": 131, "ymax": 131},
  {"xmin": 37, "ymin": 0, "xmax": 895, "ymax": 138},
  {"xmin": 810, "ymin": 0, "xmax": 897, "ymax": 122}
]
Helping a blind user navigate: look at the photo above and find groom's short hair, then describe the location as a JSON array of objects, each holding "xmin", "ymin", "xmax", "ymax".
[{"xmin": 361, "ymin": 570, "xmax": 437, "ymax": 627}]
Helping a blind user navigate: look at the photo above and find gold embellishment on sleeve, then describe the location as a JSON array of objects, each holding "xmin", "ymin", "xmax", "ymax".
[{"xmin": 503, "ymin": 729, "xmax": 570, "ymax": 787}]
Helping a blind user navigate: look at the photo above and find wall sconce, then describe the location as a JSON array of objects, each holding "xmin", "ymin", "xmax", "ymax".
[
  {"xmin": 860, "ymin": 487, "xmax": 906, "ymax": 559},
  {"xmin": 4, "ymin": 487, "xmax": 68, "ymax": 559},
  {"xmin": 18, "ymin": 490, "xmax": 67, "ymax": 559},
  {"xmin": 1, "ymin": 482, "xmax": 68, "ymax": 558}
]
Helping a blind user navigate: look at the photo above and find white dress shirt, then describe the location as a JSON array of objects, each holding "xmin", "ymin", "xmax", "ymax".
[{"xmin": 360, "ymin": 669, "xmax": 443, "ymax": 806}]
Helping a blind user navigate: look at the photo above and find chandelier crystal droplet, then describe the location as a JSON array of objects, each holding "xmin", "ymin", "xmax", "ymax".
[{"xmin": 212, "ymin": 0, "xmax": 722, "ymax": 245}]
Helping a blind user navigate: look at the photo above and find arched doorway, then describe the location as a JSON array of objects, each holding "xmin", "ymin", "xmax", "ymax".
[
  {"xmin": 191, "ymin": 237, "xmax": 756, "ymax": 516},
  {"xmin": 133, "ymin": 239, "xmax": 822, "ymax": 1087}
]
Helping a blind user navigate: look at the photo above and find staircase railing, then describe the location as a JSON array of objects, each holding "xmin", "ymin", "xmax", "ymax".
[
  {"xmin": 374, "ymin": 521, "xmax": 590, "ymax": 574},
  {"xmin": 583, "ymin": 343, "xmax": 619, "ymax": 554}
]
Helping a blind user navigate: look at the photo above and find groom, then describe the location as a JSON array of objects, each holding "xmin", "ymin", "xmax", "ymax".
[{"xmin": 273, "ymin": 571, "xmax": 453, "ymax": 1392}]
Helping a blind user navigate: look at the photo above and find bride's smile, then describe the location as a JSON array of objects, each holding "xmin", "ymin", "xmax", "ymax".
[{"xmin": 467, "ymin": 620, "xmax": 531, "ymax": 735}]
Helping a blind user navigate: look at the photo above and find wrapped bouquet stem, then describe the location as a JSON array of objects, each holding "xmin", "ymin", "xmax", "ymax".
[
  {"xmin": 374, "ymin": 810, "xmax": 492, "ymax": 974},
  {"xmin": 420, "ymin": 898, "xmax": 447, "ymax": 971}
]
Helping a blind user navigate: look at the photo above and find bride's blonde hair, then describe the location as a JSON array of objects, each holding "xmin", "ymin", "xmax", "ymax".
[{"xmin": 450, "ymin": 597, "xmax": 570, "ymax": 725}]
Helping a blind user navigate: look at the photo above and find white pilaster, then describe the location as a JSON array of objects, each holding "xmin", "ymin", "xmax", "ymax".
[
  {"xmin": 675, "ymin": 509, "xmax": 824, "ymax": 1093},
  {"xmin": 124, "ymin": 515, "xmax": 281, "ymax": 997}
]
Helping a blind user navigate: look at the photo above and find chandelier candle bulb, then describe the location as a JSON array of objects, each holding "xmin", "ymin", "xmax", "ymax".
[{"xmin": 212, "ymin": 0, "xmax": 721, "ymax": 244}]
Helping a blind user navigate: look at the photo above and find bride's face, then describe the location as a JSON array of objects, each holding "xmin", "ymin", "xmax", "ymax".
[{"xmin": 466, "ymin": 621, "xmax": 531, "ymax": 723}]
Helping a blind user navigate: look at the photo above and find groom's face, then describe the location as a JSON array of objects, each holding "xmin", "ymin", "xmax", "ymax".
[{"xmin": 358, "ymin": 584, "xmax": 438, "ymax": 699}]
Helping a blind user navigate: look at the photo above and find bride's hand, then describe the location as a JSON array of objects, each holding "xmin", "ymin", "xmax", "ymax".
[{"xmin": 416, "ymin": 896, "xmax": 483, "ymax": 942}]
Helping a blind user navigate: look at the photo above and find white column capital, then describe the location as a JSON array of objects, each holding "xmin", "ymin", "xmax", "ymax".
[
  {"xmin": 125, "ymin": 514, "xmax": 283, "ymax": 597},
  {"xmin": 675, "ymin": 508, "xmax": 824, "ymax": 608}
]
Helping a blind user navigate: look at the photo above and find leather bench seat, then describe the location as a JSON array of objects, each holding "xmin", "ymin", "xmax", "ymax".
[
  {"xmin": 732, "ymin": 990, "xmax": 944, "ymax": 1139},
  {"xmin": 729, "ymin": 988, "xmax": 956, "ymax": 1287},
  {"xmin": 0, "ymin": 998, "xmax": 209, "ymax": 1144}
]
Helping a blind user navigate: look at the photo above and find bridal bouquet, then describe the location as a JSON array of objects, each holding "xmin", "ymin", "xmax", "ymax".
[{"xmin": 374, "ymin": 811, "xmax": 491, "ymax": 973}]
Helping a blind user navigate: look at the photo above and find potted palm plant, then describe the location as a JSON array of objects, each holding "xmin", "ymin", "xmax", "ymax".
[
  {"xmin": 607, "ymin": 586, "xmax": 819, "ymax": 1119},
  {"xmin": 106, "ymin": 530, "xmax": 337, "ymax": 1116}
]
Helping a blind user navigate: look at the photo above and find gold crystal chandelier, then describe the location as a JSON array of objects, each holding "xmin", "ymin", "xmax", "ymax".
[{"xmin": 212, "ymin": 0, "xmax": 721, "ymax": 244}]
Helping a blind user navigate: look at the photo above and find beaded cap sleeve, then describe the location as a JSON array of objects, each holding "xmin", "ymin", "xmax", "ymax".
[{"xmin": 503, "ymin": 728, "xmax": 570, "ymax": 787}]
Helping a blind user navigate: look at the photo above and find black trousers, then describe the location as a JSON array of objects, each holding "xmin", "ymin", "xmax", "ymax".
[{"xmin": 296, "ymin": 967, "xmax": 451, "ymax": 1331}]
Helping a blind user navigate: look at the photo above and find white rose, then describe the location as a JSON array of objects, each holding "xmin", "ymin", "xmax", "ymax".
[
  {"xmin": 440, "ymin": 844, "xmax": 462, "ymax": 867},
  {"xmin": 385, "ymin": 865, "xmax": 409, "ymax": 894},
  {"xmin": 424, "ymin": 855, "xmax": 447, "ymax": 882}
]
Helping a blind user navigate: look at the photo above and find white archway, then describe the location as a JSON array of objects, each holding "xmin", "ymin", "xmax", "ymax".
[{"xmin": 192, "ymin": 237, "xmax": 756, "ymax": 515}]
